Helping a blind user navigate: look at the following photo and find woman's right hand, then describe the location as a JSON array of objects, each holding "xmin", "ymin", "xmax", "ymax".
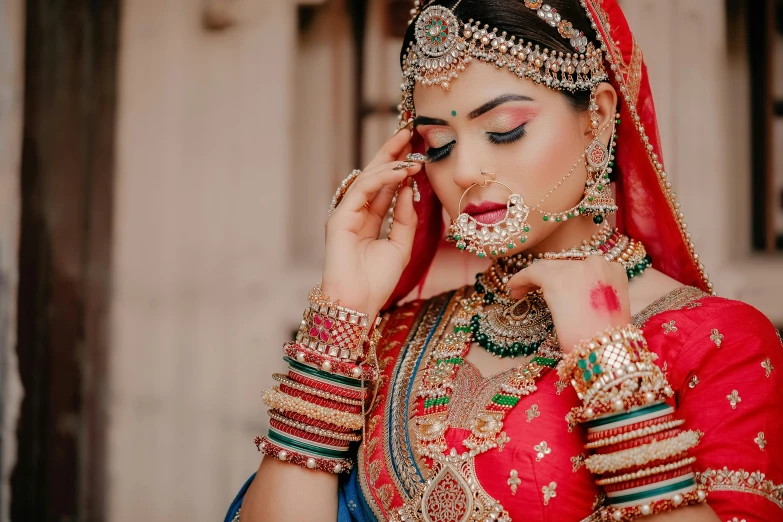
[{"xmin": 321, "ymin": 128, "xmax": 422, "ymax": 318}]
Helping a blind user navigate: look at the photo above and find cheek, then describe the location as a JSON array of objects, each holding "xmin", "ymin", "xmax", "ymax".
[{"xmin": 504, "ymin": 119, "xmax": 587, "ymax": 204}]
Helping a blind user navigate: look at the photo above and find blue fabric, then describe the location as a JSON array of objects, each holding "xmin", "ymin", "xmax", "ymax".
[
  {"xmin": 223, "ymin": 469, "xmax": 377, "ymax": 522},
  {"xmin": 337, "ymin": 466, "xmax": 378, "ymax": 522},
  {"xmin": 224, "ymin": 473, "xmax": 255, "ymax": 522}
]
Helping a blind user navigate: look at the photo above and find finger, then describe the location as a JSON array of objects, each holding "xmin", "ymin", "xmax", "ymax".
[
  {"xmin": 365, "ymin": 129, "xmax": 412, "ymax": 171},
  {"xmin": 337, "ymin": 162, "xmax": 421, "ymax": 216},
  {"xmin": 506, "ymin": 261, "xmax": 551, "ymax": 298},
  {"xmin": 387, "ymin": 185, "xmax": 418, "ymax": 264},
  {"xmin": 395, "ymin": 142, "xmax": 413, "ymax": 163},
  {"xmin": 366, "ymin": 181, "xmax": 400, "ymax": 221}
]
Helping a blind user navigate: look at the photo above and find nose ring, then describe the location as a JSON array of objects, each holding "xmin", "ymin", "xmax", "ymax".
[{"xmin": 480, "ymin": 171, "xmax": 496, "ymax": 188}]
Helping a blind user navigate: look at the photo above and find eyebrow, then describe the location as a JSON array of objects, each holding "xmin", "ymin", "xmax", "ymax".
[
  {"xmin": 468, "ymin": 93, "xmax": 534, "ymax": 120},
  {"xmin": 414, "ymin": 93, "xmax": 535, "ymax": 127},
  {"xmin": 414, "ymin": 116, "xmax": 448, "ymax": 127}
]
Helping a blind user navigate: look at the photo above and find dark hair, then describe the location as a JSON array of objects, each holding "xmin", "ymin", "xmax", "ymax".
[{"xmin": 401, "ymin": 0, "xmax": 599, "ymax": 112}]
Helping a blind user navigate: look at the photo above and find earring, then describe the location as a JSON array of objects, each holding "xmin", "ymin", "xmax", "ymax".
[
  {"xmin": 580, "ymin": 91, "xmax": 618, "ymax": 225},
  {"xmin": 446, "ymin": 177, "xmax": 531, "ymax": 258}
]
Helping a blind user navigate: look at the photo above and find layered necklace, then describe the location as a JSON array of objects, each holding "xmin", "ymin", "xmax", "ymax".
[{"xmin": 471, "ymin": 226, "xmax": 652, "ymax": 358}]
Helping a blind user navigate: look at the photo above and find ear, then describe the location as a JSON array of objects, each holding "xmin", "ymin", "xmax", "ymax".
[{"xmin": 583, "ymin": 82, "xmax": 618, "ymax": 148}]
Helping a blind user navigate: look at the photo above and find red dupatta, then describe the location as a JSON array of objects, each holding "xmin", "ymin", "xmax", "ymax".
[{"xmin": 384, "ymin": 0, "xmax": 712, "ymax": 310}]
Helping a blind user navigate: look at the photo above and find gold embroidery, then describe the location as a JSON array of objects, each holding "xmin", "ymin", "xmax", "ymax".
[
  {"xmin": 377, "ymin": 484, "xmax": 394, "ymax": 510},
  {"xmin": 379, "ymin": 355, "xmax": 395, "ymax": 372},
  {"xmin": 508, "ymin": 469, "xmax": 521, "ymax": 495},
  {"xmin": 571, "ymin": 453, "xmax": 586, "ymax": 472},
  {"xmin": 762, "ymin": 358, "xmax": 774, "ymax": 378},
  {"xmin": 446, "ymin": 359, "xmax": 519, "ymax": 430},
  {"xmin": 662, "ymin": 320, "xmax": 678, "ymax": 334},
  {"xmin": 727, "ymin": 390, "xmax": 741, "ymax": 409},
  {"xmin": 688, "ymin": 375, "xmax": 700, "ymax": 388},
  {"xmin": 755, "ymin": 432, "xmax": 767, "ymax": 451},
  {"xmin": 555, "ymin": 380, "xmax": 568, "ymax": 395},
  {"xmin": 697, "ymin": 467, "xmax": 783, "ymax": 510},
  {"xmin": 534, "ymin": 441, "xmax": 551, "ymax": 462},
  {"xmin": 366, "ymin": 436, "xmax": 380, "ymax": 457},
  {"xmin": 526, "ymin": 404, "xmax": 540, "ymax": 423},
  {"xmin": 367, "ymin": 414, "xmax": 381, "ymax": 435},
  {"xmin": 387, "ymin": 325, "xmax": 409, "ymax": 336},
  {"xmin": 369, "ymin": 459, "xmax": 383, "ymax": 484},
  {"xmin": 632, "ymin": 286, "xmax": 708, "ymax": 328},
  {"xmin": 625, "ymin": 39, "xmax": 643, "ymax": 103},
  {"xmin": 685, "ymin": 301, "xmax": 702, "ymax": 309},
  {"xmin": 711, "ymin": 329, "xmax": 724, "ymax": 347},
  {"xmin": 542, "ymin": 481, "xmax": 557, "ymax": 505},
  {"xmin": 387, "ymin": 292, "xmax": 456, "ymax": 500}
]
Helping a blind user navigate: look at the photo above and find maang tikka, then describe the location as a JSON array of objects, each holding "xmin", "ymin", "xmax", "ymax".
[{"xmin": 446, "ymin": 175, "xmax": 532, "ymax": 258}]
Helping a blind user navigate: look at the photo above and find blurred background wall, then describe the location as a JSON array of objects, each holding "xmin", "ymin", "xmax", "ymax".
[{"xmin": 0, "ymin": 0, "xmax": 781, "ymax": 521}]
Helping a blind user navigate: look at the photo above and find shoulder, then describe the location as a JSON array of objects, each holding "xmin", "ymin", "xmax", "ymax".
[
  {"xmin": 641, "ymin": 291, "xmax": 778, "ymax": 344},
  {"xmin": 640, "ymin": 290, "xmax": 781, "ymax": 386}
]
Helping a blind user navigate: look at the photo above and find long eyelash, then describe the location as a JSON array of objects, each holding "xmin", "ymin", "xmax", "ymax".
[
  {"xmin": 426, "ymin": 141, "xmax": 455, "ymax": 162},
  {"xmin": 487, "ymin": 124, "xmax": 527, "ymax": 145}
]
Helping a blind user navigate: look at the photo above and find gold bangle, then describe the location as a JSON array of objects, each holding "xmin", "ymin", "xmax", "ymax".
[{"xmin": 262, "ymin": 387, "xmax": 364, "ymax": 431}]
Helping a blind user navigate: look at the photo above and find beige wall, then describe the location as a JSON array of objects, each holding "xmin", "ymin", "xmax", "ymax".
[
  {"xmin": 109, "ymin": 1, "xmax": 318, "ymax": 520},
  {"xmin": 107, "ymin": 1, "xmax": 781, "ymax": 521},
  {"xmin": 0, "ymin": 1, "xmax": 24, "ymax": 520}
]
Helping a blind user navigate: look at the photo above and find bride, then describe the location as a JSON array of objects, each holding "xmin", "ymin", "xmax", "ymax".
[{"xmin": 226, "ymin": 0, "xmax": 782, "ymax": 520}]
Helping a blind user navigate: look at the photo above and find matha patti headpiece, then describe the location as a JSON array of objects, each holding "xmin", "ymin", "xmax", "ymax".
[{"xmin": 398, "ymin": 0, "xmax": 608, "ymax": 128}]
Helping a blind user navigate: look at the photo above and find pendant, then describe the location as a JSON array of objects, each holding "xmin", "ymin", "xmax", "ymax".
[
  {"xmin": 471, "ymin": 293, "xmax": 554, "ymax": 357},
  {"xmin": 586, "ymin": 138, "xmax": 610, "ymax": 170}
]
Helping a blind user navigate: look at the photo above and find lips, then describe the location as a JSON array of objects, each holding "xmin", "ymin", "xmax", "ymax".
[{"xmin": 463, "ymin": 201, "xmax": 508, "ymax": 225}]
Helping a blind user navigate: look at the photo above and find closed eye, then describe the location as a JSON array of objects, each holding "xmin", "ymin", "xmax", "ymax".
[
  {"xmin": 426, "ymin": 141, "xmax": 455, "ymax": 162},
  {"xmin": 487, "ymin": 123, "xmax": 527, "ymax": 145}
]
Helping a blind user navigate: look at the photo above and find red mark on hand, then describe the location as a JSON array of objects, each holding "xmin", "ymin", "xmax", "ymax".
[{"xmin": 590, "ymin": 282, "xmax": 621, "ymax": 314}]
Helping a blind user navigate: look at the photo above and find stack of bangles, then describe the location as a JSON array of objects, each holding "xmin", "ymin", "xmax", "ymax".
[
  {"xmin": 254, "ymin": 285, "xmax": 380, "ymax": 474},
  {"xmin": 559, "ymin": 325, "xmax": 708, "ymax": 520}
]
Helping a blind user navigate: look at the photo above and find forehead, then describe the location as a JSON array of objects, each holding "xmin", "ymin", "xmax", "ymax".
[{"xmin": 412, "ymin": 60, "xmax": 559, "ymax": 116}]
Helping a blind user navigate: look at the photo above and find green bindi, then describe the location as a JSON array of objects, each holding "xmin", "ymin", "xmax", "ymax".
[{"xmin": 451, "ymin": 110, "xmax": 457, "ymax": 117}]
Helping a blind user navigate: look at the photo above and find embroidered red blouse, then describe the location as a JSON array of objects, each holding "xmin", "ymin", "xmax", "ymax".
[{"xmin": 357, "ymin": 287, "xmax": 783, "ymax": 521}]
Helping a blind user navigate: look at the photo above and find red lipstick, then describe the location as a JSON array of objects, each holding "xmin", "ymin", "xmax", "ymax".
[{"xmin": 462, "ymin": 201, "xmax": 509, "ymax": 225}]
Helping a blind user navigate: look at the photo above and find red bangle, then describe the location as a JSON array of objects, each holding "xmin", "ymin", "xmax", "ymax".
[
  {"xmin": 287, "ymin": 371, "xmax": 366, "ymax": 401},
  {"xmin": 587, "ymin": 414, "xmax": 676, "ymax": 441},
  {"xmin": 280, "ymin": 384, "xmax": 363, "ymax": 414},
  {"xmin": 269, "ymin": 419, "xmax": 351, "ymax": 448}
]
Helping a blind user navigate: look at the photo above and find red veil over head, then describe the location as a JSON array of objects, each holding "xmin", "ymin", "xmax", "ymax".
[{"xmin": 385, "ymin": 0, "xmax": 712, "ymax": 309}]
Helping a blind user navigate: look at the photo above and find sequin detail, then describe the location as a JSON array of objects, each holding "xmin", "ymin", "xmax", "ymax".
[
  {"xmin": 542, "ymin": 482, "xmax": 557, "ymax": 505},
  {"xmin": 727, "ymin": 390, "xmax": 741, "ymax": 409},
  {"xmin": 662, "ymin": 320, "xmax": 678, "ymax": 334},
  {"xmin": 508, "ymin": 469, "xmax": 521, "ymax": 495}
]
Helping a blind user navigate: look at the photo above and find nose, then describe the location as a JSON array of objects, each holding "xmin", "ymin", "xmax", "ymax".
[{"xmin": 451, "ymin": 150, "xmax": 488, "ymax": 190}]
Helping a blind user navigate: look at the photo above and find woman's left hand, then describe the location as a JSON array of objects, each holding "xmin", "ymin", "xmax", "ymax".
[{"xmin": 506, "ymin": 255, "xmax": 632, "ymax": 354}]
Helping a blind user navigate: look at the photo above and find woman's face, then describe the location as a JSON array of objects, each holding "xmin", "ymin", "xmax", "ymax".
[{"xmin": 413, "ymin": 60, "xmax": 597, "ymax": 253}]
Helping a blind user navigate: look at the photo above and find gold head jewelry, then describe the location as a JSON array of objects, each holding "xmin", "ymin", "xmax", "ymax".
[
  {"xmin": 447, "ymin": 178, "xmax": 531, "ymax": 258},
  {"xmin": 398, "ymin": 1, "xmax": 608, "ymax": 128}
]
